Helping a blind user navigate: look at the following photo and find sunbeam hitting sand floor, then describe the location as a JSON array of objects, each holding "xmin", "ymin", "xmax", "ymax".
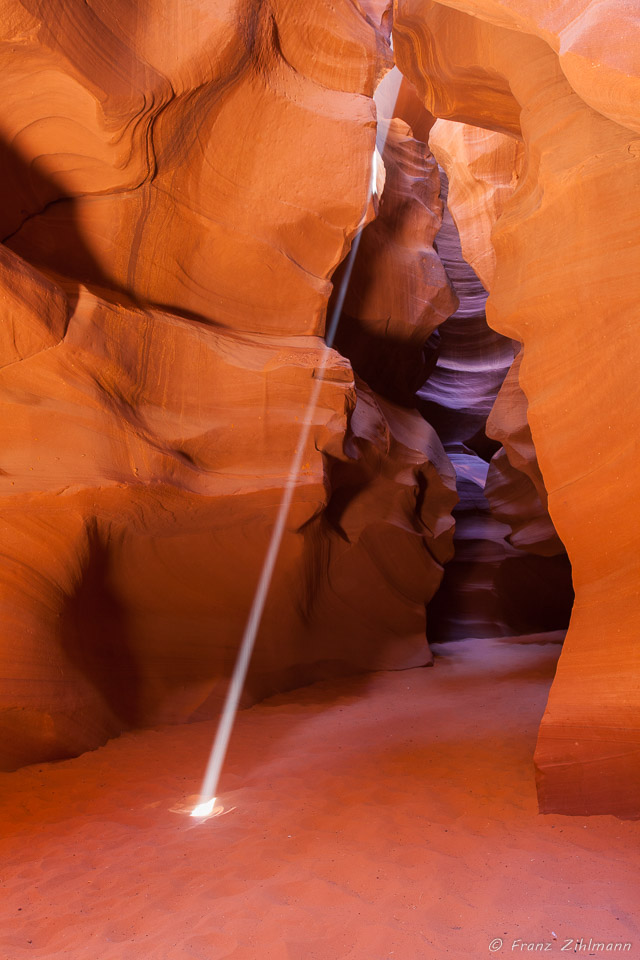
[{"xmin": 1, "ymin": 637, "xmax": 638, "ymax": 960}]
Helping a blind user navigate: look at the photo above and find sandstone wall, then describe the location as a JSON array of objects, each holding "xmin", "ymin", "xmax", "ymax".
[
  {"xmin": 0, "ymin": 0, "xmax": 458, "ymax": 769},
  {"xmin": 334, "ymin": 115, "xmax": 457, "ymax": 403},
  {"xmin": 395, "ymin": 0, "xmax": 640, "ymax": 817},
  {"xmin": 430, "ymin": 120, "xmax": 564, "ymax": 557}
]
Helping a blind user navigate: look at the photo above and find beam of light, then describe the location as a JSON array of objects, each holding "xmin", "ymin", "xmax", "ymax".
[
  {"xmin": 191, "ymin": 797, "xmax": 217, "ymax": 818},
  {"xmin": 192, "ymin": 66, "xmax": 403, "ymax": 818}
]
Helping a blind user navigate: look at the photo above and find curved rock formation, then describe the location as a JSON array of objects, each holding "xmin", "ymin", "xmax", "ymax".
[
  {"xmin": 430, "ymin": 120, "xmax": 564, "ymax": 558},
  {"xmin": 417, "ymin": 170, "xmax": 513, "ymax": 452},
  {"xmin": 428, "ymin": 120, "xmax": 523, "ymax": 291},
  {"xmin": 332, "ymin": 114, "xmax": 457, "ymax": 403},
  {"xmin": 1, "ymin": 0, "xmax": 391, "ymax": 334},
  {"xmin": 417, "ymin": 170, "xmax": 517, "ymax": 641},
  {"xmin": 485, "ymin": 352, "xmax": 565, "ymax": 557},
  {"xmin": 417, "ymin": 168, "xmax": 571, "ymax": 641},
  {"xmin": 0, "ymin": 0, "xmax": 461, "ymax": 770},
  {"xmin": 395, "ymin": 0, "xmax": 640, "ymax": 817},
  {"xmin": 398, "ymin": 0, "xmax": 640, "ymax": 134}
]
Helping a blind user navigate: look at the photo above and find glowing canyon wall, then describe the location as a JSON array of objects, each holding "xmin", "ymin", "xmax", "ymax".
[
  {"xmin": 395, "ymin": 0, "xmax": 640, "ymax": 817},
  {"xmin": 0, "ymin": 0, "xmax": 460, "ymax": 770},
  {"xmin": 429, "ymin": 123, "xmax": 573, "ymax": 636},
  {"xmin": 417, "ymin": 169, "xmax": 572, "ymax": 643}
]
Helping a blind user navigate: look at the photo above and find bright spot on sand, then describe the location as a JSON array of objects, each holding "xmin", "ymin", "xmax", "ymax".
[{"xmin": 191, "ymin": 797, "xmax": 216, "ymax": 818}]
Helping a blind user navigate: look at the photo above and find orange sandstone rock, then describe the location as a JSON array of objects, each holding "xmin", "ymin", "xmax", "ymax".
[
  {"xmin": 485, "ymin": 353, "xmax": 565, "ymax": 557},
  {"xmin": 0, "ymin": 0, "xmax": 460, "ymax": 769},
  {"xmin": 429, "ymin": 120, "xmax": 523, "ymax": 291},
  {"xmin": 333, "ymin": 116, "xmax": 457, "ymax": 403},
  {"xmin": 0, "ymin": 284, "xmax": 457, "ymax": 768},
  {"xmin": 1, "ymin": 0, "xmax": 390, "ymax": 335},
  {"xmin": 397, "ymin": 0, "xmax": 640, "ymax": 134},
  {"xmin": 429, "ymin": 121, "xmax": 562, "ymax": 557},
  {"xmin": 395, "ymin": 0, "xmax": 640, "ymax": 817},
  {"xmin": 0, "ymin": 245, "xmax": 69, "ymax": 367}
]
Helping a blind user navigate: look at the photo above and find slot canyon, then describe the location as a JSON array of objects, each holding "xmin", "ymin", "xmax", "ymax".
[{"xmin": 0, "ymin": 0, "xmax": 639, "ymax": 957}]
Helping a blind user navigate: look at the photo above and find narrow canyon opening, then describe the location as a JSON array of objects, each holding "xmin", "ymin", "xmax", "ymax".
[
  {"xmin": 328, "ymin": 74, "xmax": 575, "ymax": 653},
  {"xmin": 421, "ymin": 170, "xmax": 575, "ymax": 645}
]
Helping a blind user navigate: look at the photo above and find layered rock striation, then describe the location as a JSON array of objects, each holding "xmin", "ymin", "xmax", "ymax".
[
  {"xmin": 429, "ymin": 120, "xmax": 563, "ymax": 559},
  {"xmin": 332, "ymin": 114, "xmax": 456, "ymax": 404},
  {"xmin": 417, "ymin": 169, "xmax": 572, "ymax": 642},
  {"xmin": 395, "ymin": 0, "xmax": 640, "ymax": 817},
  {"xmin": 0, "ymin": 0, "xmax": 459, "ymax": 769},
  {"xmin": 418, "ymin": 170, "xmax": 516, "ymax": 641}
]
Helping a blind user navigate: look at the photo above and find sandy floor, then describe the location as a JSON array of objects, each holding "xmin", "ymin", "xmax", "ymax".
[{"xmin": 1, "ymin": 637, "xmax": 638, "ymax": 960}]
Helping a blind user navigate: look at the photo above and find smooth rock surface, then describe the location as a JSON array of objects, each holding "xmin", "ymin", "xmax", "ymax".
[
  {"xmin": 333, "ymin": 115, "xmax": 457, "ymax": 404},
  {"xmin": 485, "ymin": 352, "xmax": 566, "ymax": 557},
  {"xmin": 0, "ymin": 0, "xmax": 462, "ymax": 770},
  {"xmin": 429, "ymin": 119, "xmax": 523, "ymax": 291},
  {"xmin": 429, "ymin": 120, "xmax": 563, "ymax": 558},
  {"xmin": 395, "ymin": 0, "xmax": 640, "ymax": 817},
  {"xmin": 418, "ymin": 172, "xmax": 571, "ymax": 641}
]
